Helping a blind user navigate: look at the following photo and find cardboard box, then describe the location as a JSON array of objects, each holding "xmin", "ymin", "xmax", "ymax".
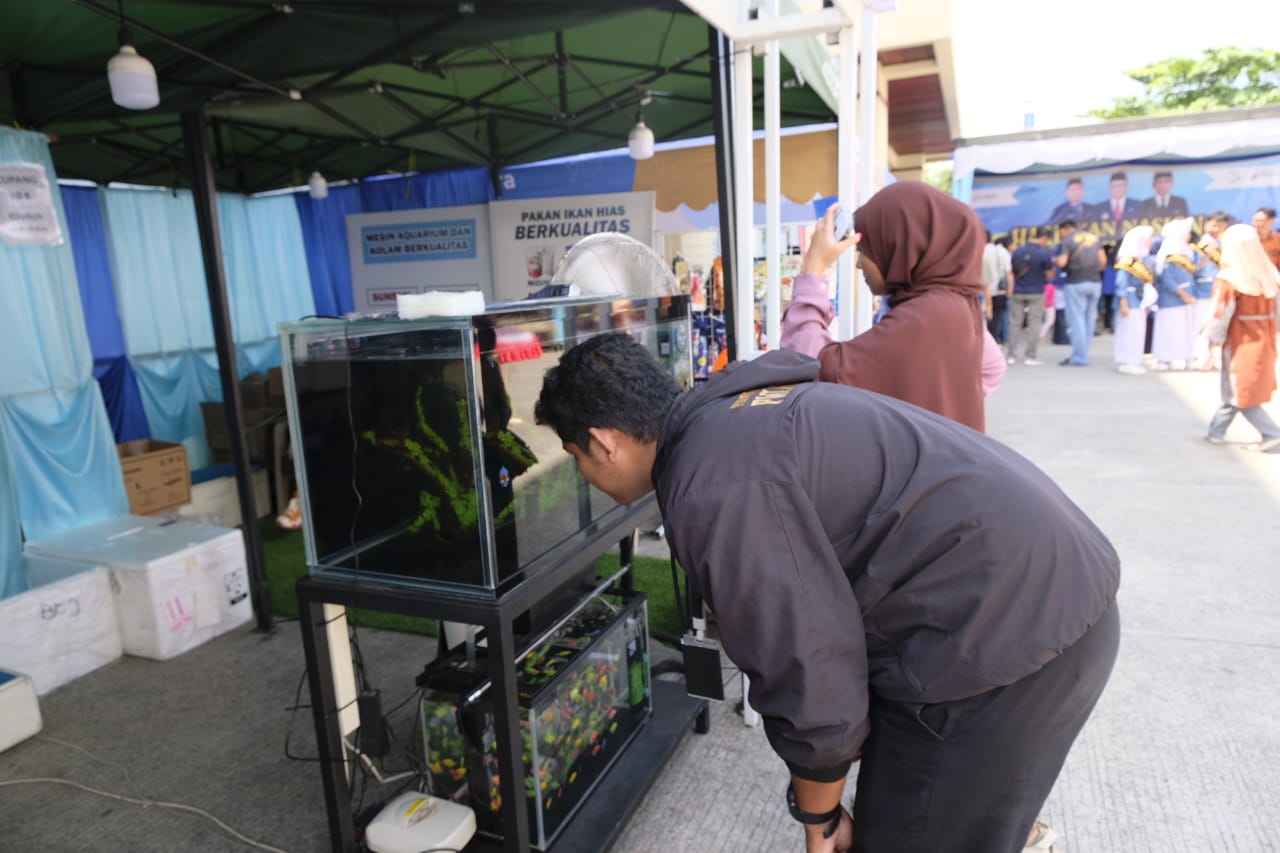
[
  {"xmin": 200, "ymin": 402, "xmax": 281, "ymax": 463},
  {"xmin": 266, "ymin": 366, "xmax": 285, "ymax": 408},
  {"xmin": 240, "ymin": 373, "xmax": 270, "ymax": 409},
  {"xmin": 118, "ymin": 440, "xmax": 191, "ymax": 515}
]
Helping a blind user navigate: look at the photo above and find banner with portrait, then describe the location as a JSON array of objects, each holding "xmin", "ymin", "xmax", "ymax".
[{"xmin": 970, "ymin": 153, "xmax": 1280, "ymax": 246}]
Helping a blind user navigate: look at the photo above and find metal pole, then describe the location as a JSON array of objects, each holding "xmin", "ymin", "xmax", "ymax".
[
  {"xmin": 835, "ymin": 23, "xmax": 858, "ymax": 341},
  {"xmin": 180, "ymin": 109, "xmax": 273, "ymax": 633},
  {"xmin": 856, "ymin": 3, "xmax": 880, "ymax": 333},
  {"xmin": 733, "ymin": 39, "xmax": 756, "ymax": 358},
  {"xmin": 763, "ymin": 1, "xmax": 782, "ymax": 352},
  {"xmin": 708, "ymin": 26, "xmax": 740, "ymax": 360}
]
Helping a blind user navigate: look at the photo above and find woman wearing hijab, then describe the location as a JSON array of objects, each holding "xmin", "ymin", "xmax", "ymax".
[
  {"xmin": 1111, "ymin": 225, "xmax": 1156, "ymax": 375},
  {"xmin": 781, "ymin": 181, "xmax": 990, "ymax": 432},
  {"xmin": 1205, "ymin": 224, "xmax": 1280, "ymax": 451},
  {"xmin": 1151, "ymin": 218, "xmax": 1199, "ymax": 370}
]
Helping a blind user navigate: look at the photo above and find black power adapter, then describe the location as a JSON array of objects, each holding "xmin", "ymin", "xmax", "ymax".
[{"xmin": 356, "ymin": 689, "xmax": 389, "ymax": 758}]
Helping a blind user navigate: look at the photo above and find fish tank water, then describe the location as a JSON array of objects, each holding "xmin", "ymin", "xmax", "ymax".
[{"xmin": 279, "ymin": 295, "xmax": 691, "ymax": 596}]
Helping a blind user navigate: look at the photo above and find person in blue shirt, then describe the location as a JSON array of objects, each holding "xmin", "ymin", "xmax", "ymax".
[
  {"xmin": 1005, "ymin": 226, "xmax": 1056, "ymax": 365},
  {"xmin": 1151, "ymin": 218, "xmax": 1199, "ymax": 370},
  {"xmin": 1111, "ymin": 226, "xmax": 1155, "ymax": 375}
]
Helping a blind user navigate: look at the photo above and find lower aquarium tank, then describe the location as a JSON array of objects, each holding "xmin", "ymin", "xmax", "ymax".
[
  {"xmin": 279, "ymin": 295, "xmax": 691, "ymax": 596},
  {"xmin": 420, "ymin": 590, "xmax": 651, "ymax": 849}
]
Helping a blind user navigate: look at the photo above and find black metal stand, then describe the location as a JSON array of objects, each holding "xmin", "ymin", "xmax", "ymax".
[{"xmin": 297, "ymin": 496, "xmax": 709, "ymax": 853}]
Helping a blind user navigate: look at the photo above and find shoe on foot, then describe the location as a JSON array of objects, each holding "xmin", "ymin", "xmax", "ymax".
[
  {"xmin": 1024, "ymin": 358, "xmax": 1042, "ymax": 366},
  {"xmin": 276, "ymin": 494, "xmax": 302, "ymax": 530},
  {"xmin": 1154, "ymin": 362, "xmax": 1171, "ymax": 372},
  {"xmin": 1023, "ymin": 820, "xmax": 1059, "ymax": 852},
  {"xmin": 1205, "ymin": 435, "xmax": 1227, "ymax": 446},
  {"xmin": 1007, "ymin": 356, "xmax": 1017, "ymax": 365},
  {"xmin": 1059, "ymin": 358, "xmax": 1084, "ymax": 367},
  {"xmin": 1117, "ymin": 364, "xmax": 1146, "ymax": 375},
  {"xmin": 1259, "ymin": 437, "xmax": 1280, "ymax": 454},
  {"xmin": 1171, "ymin": 359, "xmax": 1187, "ymax": 371}
]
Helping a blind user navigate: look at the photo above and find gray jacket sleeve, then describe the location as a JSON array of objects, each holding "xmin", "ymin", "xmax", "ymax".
[{"xmin": 666, "ymin": 478, "xmax": 868, "ymax": 782}]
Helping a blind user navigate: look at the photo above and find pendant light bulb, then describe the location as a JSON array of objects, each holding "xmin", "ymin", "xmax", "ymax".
[
  {"xmin": 628, "ymin": 117, "xmax": 655, "ymax": 161},
  {"xmin": 107, "ymin": 20, "xmax": 159, "ymax": 111},
  {"xmin": 308, "ymin": 171, "xmax": 329, "ymax": 199}
]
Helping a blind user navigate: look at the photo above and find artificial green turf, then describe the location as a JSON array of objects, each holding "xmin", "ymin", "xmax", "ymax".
[{"xmin": 259, "ymin": 521, "xmax": 686, "ymax": 644}]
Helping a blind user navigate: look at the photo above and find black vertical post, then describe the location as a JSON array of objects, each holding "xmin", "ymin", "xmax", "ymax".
[
  {"xmin": 708, "ymin": 26, "xmax": 740, "ymax": 361},
  {"xmin": 181, "ymin": 109, "xmax": 273, "ymax": 633}
]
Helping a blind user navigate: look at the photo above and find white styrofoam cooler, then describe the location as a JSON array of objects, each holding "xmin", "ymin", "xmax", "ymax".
[
  {"xmin": 25, "ymin": 515, "xmax": 252, "ymax": 661},
  {"xmin": 0, "ymin": 557, "xmax": 123, "ymax": 695},
  {"xmin": 0, "ymin": 671, "xmax": 42, "ymax": 753}
]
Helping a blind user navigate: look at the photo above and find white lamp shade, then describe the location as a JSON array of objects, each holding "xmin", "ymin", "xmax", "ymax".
[
  {"xmin": 107, "ymin": 45, "xmax": 160, "ymax": 110},
  {"xmin": 628, "ymin": 120, "xmax": 655, "ymax": 160},
  {"xmin": 308, "ymin": 171, "xmax": 329, "ymax": 199}
]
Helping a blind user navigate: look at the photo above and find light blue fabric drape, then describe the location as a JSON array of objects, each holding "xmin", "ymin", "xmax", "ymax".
[
  {"xmin": 0, "ymin": 417, "xmax": 25, "ymax": 598},
  {"xmin": 0, "ymin": 127, "xmax": 129, "ymax": 566},
  {"xmin": 99, "ymin": 187, "xmax": 315, "ymax": 469}
]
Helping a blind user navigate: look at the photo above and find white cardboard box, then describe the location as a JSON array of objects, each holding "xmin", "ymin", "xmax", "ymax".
[
  {"xmin": 25, "ymin": 515, "xmax": 252, "ymax": 661},
  {"xmin": 0, "ymin": 557, "xmax": 123, "ymax": 695},
  {"xmin": 174, "ymin": 468, "xmax": 270, "ymax": 528},
  {"xmin": 0, "ymin": 671, "xmax": 42, "ymax": 752}
]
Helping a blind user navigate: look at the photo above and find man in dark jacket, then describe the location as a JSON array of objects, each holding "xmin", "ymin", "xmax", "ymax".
[{"xmin": 535, "ymin": 333, "xmax": 1120, "ymax": 853}]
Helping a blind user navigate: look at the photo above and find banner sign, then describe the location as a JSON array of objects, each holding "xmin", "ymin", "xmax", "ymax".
[
  {"xmin": 347, "ymin": 204, "xmax": 492, "ymax": 310},
  {"xmin": 0, "ymin": 162, "xmax": 63, "ymax": 246},
  {"xmin": 972, "ymin": 153, "xmax": 1280, "ymax": 246},
  {"xmin": 488, "ymin": 191, "xmax": 655, "ymax": 302}
]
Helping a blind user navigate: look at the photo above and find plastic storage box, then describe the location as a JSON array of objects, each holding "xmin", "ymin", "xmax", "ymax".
[
  {"xmin": 420, "ymin": 590, "xmax": 651, "ymax": 849},
  {"xmin": 0, "ymin": 557, "xmax": 122, "ymax": 695},
  {"xmin": 24, "ymin": 515, "xmax": 251, "ymax": 661},
  {"xmin": 279, "ymin": 295, "xmax": 690, "ymax": 597}
]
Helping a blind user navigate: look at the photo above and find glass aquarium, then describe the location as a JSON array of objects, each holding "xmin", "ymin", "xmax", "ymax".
[
  {"xmin": 420, "ymin": 590, "xmax": 651, "ymax": 849},
  {"xmin": 279, "ymin": 295, "xmax": 691, "ymax": 595}
]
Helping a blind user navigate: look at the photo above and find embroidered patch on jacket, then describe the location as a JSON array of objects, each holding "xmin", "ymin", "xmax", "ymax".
[{"xmin": 730, "ymin": 384, "xmax": 798, "ymax": 409}]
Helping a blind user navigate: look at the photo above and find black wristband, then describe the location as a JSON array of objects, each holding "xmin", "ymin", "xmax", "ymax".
[{"xmin": 785, "ymin": 782, "xmax": 843, "ymax": 838}]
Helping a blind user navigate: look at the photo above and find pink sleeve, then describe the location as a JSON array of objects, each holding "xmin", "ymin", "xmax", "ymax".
[
  {"xmin": 980, "ymin": 328, "xmax": 1006, "ymax": 397},
  {"xmin": 780, "ymin": 272, "xmax": 836, "ymax": 358}
]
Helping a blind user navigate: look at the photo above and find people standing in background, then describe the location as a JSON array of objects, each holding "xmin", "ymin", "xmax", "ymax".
[
  {"xmin": 1111, "ymin": 226, "xmax": 1156, "ymax": 375},
  {"xmin": 1204, "ymin": 224, "xmax": 1280, "ymax": 451},
  {"xmin": 982, "ymin": 232, "xmax": 1013, "ymax": 343},
  {"xmin": 1053, "ymin": 219, "xmax": 1107, "ymax": 366},
  {"xmin": 1136, "ymin": 171, "xmax": 1189, "ymax": 219},
  {"xmin": 1005, "ymin": 226, "xmax": 1056, "ymax": 366},
  {"xmin": 1050, "ymin": 177, "xmax": 1090, "ymax": 224},
  {"xmin": 1094, "ymin": 172, "xmax": 1140, "ymax": 225},
  {"xmin": 1191, "ymin": 212, "xmax": 1231, "ymax": 370},
  {"xmin": 1099, "ymin": 241, "xmax": 1118, "ymax": 334},
  {"xmin": 1151, "ymin": 218, "xmax": 1199, "ymax": 371},
  {"xmin": 781, "ymin": 182, "xmax": 992, "ymax": 432},
  {"xmin": 1252, "ymin": 207, "xmax": 1280, "ymax": 272}
]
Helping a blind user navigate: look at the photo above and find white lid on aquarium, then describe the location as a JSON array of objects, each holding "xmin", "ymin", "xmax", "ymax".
[
  {"xmin": 551, "ymin": 233, "xmax": 679, "ymax": 297},
  {"xmin": 396, "ymin": 290, "xmax": 486, "ymax": 319}
]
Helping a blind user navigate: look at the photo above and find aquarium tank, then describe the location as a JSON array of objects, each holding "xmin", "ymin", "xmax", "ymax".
[
  {"xmin": 420, "ymin": 590, "xmax": 651, "ymax": 849},
  {"xmin": 279, "ymin": 295, "xmax": 691, "ymax": 596}
]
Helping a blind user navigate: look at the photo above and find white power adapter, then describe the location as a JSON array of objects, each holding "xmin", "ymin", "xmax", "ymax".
[{"xmin": 364, "ymin": 791, "xmax": 476, "ymax": 853}]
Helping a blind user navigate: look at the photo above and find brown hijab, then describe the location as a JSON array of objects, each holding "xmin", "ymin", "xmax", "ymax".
[{"xmin": 816, "ymin": 181, "xmax": 988, "ymax": 431}]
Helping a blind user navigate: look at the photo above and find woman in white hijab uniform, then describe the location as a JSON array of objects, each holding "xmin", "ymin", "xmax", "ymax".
[
  {"xmin": 1205, "ymin": 223, "xmax": 1280, "ymax": 450},
  {"xmin": 1111, "ymin": 225, "xmax": 1155, "ymax": 374},
  {"xmin": 1151, "ymin": 218, "xmax": 1199, "ymax": 370}
]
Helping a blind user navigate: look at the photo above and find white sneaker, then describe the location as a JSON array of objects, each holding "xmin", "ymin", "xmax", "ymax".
[
  {"xmin": 1023, "ymin": 358, "xmax": 1042, "ymax": 366},
  {"xmin": 1023, "ymin": 820, "xmax": 1059, "ymax": 852},
  {"xmin": 1117, "ymin": 364, "xmax": 1146, "ymax": 375},
  {"xmin": 1006, "ymin": 356, "xmax": 1017, "ymax": 365},
  {"xmin": 1171, "ymin": 359, "xmax": 1187, "ymax": 371}
]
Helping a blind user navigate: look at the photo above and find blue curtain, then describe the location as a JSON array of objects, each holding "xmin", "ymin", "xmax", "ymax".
[
  {"xmin": 60, "ymin": 185, "xmax": 150, "ymax": 442},
  {"xmin": 0, "ymin": 127, "xmax": 129, "ymax": 562},
  {"xmin": 293, "ymin": 183, "xmax": 363, "ymax": 317},
  {"xmin": 358, "ymin": 167, "xmax": 494, "ymax": 212},
  {"xmin": 498, "ymin": 154, "xmax": 635, "ymax": 199},
  {"xmin": 98, "ymin": 187, "xmax": 315, "ymax": 469},
  {"xmin": 0, "ymin": 416, "xmax": 25, "ymax": 598}
]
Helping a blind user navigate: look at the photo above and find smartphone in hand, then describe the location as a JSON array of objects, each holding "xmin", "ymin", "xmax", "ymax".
[{"xmin": 832, "ymin": 206, "xmax": 855, "ymax": 241}]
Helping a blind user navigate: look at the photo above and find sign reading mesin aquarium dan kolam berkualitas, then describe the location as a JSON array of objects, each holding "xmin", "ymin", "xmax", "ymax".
[
  {"xmin": 489, "ymin": 191, "xmax": 654, "ymax": 301},
  {"xmin": 0, "ymin": 162, "xmax": 63, "ymax": 247},
  {"xmin": 346, "ymin": 203, "xmax": 493, "ymax": 310}
]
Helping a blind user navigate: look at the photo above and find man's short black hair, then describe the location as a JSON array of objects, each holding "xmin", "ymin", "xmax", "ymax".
[
  {"xmin": 535, "ymin": 332, "xmax": 681, "ymax": 451},
  {"xmin": 1109, "ymin": 172, "xmax": 1128, "ymax": 183},
  {"xmin": 994, "ymin": 235, "xmax": 1011, "ymax": 249},
  {"xmin": 1033, "ymin": 225, "xmax": 1054, "ymax": 239},
  {"xmin": 1258, "ymin": 207, "xmax": 1278, "ymax": 219},
  {"xmin": 1208, "ymin": 210, "xmax": 1232, "ymax": 224},
  {"xmin": 1066, "ymin": 178, "xmax": 1083, "ymax": 187},
  {"xmin": 1153, "ymin": 171, "xmax": 1173, "ymax": 180},
  {"xmin": 1058, "ymin": 219, "xmax": 1078, "ymax": 230}
]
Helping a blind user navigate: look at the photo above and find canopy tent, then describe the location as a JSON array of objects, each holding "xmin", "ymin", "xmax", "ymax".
[{"xmin": 1, "ymin": 1, "xmax": 833, "ymax": 194}]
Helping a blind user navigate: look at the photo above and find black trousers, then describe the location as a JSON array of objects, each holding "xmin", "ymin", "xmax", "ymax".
[{"xmin": 852, "ymin": 602, "xmax": 1120, "ymax": 853}]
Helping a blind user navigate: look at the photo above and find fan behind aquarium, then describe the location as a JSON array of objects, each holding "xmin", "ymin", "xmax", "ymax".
[{"xmin": 550, "ymin": 233, "xmax": 679, "ymax": 297}]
